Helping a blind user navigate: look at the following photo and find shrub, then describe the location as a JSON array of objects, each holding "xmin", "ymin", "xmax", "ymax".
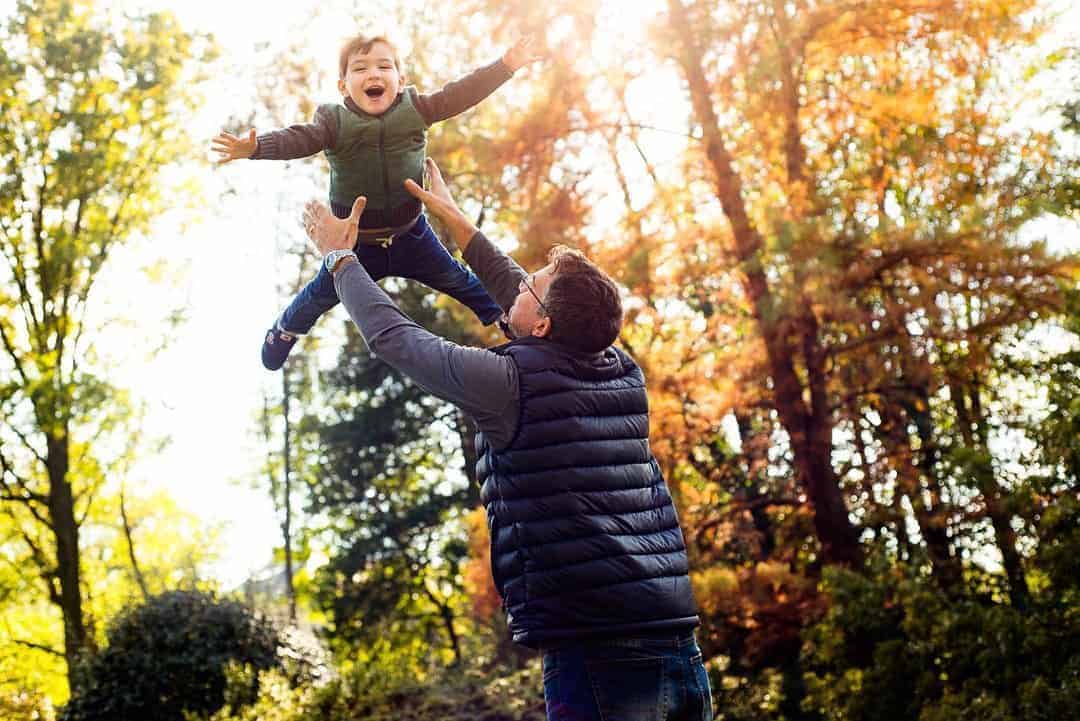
[{"xmin": 61, "ymin": 590, "xmax": 282, "ymax": 721}]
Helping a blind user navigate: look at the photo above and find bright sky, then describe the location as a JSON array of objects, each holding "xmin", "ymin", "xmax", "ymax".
[{"xmin": 35, "ymin": 0, "xmax": 1078, "ymax": 588}]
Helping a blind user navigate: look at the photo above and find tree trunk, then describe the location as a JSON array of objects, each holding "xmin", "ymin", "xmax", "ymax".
[
  {"xmin": 282, "ymin": 370, "xmax": 296, "ymax": 622},
  {"xmin": 423, "ymin": 583, "xmax": 462, "ymax": 666},
  {"xmin": 667, "ymin": 0, "xmax": 861, "ymax": 568},
  {"xmin": 950, "ymin": 375, "xmax": 1029, "ymax": 608},
  {"xmin": 47, "ymin": 432, "xmax": 89, "ymax": 691},
  {"xmin": 902, "ymin": 379, "xmax": 964, "ymax": 593}
]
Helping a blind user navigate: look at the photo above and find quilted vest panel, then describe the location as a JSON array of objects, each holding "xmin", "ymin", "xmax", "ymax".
[{"xmin": 475, "ymin": 337, "xmax": 699, "ymax": 648}]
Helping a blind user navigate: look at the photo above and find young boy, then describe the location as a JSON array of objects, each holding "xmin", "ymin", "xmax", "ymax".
[{"xmin": 212, "ymin": 35, "xmax": 541, "ymax": 370}]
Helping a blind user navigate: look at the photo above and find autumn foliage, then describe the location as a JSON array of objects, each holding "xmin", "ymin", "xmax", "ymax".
[{"xmin": 1, "ymin": 0, "xmax": 1078, "ymax": 718}]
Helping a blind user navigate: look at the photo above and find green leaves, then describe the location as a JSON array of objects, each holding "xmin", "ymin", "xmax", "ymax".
[{"xmin": 0, "ymin": 0, "xmax": 215, "ymax": 697}]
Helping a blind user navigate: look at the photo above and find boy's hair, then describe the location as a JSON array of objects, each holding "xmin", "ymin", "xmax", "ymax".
[
  {"xmin": 543, "ymin": 246, "xmax": 623, "ymax": 353},
  {"xmin": 338, "ymin": 35, "xmax": 401, "ymax": 78}
]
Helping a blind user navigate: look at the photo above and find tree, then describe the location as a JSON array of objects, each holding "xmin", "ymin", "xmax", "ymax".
[
  {"xmin": 0, "ymin": 484, "xmax": 222, "ymax": 709},
  {"xmin": 308, "ymin": 284, "xmax": 479, "ymax": 666},
  {"xmin": 0, "ymin": 0, "xmax": 211, "ymax": 690}
]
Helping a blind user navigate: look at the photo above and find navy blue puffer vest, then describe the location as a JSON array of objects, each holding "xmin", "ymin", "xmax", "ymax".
[{"xmin": 476, "ymin": 337, "xmax": 699, "ymax": 648}]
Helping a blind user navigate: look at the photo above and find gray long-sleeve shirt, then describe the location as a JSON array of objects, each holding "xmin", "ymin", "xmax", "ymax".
[{"xmin": 332, "ymin": 230, "xmax": 526, "ymax": 449}]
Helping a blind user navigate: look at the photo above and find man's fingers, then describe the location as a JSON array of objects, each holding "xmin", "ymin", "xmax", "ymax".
[
  {"xmin": 424, "ymin": 157, "xmax": 445, "ymax": 185},
  {"xmin": 421, "ymin": 158, "xmax": 450, "ymax": 196},
  {"xmin": 348, "ymin": 195, "xmax": 367, "ymax": 223},
  {"xmin": 403, "ymin": 178, "xmax": 428, "ymax": 200}
]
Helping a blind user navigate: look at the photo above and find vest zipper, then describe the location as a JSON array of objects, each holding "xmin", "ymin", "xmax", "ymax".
[{"xmin": 378, "ymin": 116, "xmax": 390, "ymax": 209}]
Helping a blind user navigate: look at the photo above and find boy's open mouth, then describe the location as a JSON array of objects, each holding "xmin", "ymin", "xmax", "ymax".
[{"xmin": 365, "ymin": 86, "xmax": 385, "ymax": 99}]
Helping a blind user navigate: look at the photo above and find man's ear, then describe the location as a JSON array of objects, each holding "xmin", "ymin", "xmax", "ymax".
[{"xmin": 532, "ymin": 316, "xmax": 552, "ymax": 338}]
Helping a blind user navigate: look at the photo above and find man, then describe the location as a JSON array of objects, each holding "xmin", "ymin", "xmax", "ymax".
[{"xmin": 303, "ymin": 158, "xmax": 713, "ymax": 721}]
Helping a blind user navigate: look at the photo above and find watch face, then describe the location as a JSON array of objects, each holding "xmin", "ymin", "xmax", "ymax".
[{"xmin": 326, "ymin": 249, "xmax": 352, "ymax": 272}]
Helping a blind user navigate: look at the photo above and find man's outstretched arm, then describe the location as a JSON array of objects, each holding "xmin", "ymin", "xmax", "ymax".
[
  {"xmin": 301, "ymin": 196, "xmax": 520, "ymax": 448},
  {"xmin": 403, "ymin": 158, "xmax": 525, "ymax": 312}
]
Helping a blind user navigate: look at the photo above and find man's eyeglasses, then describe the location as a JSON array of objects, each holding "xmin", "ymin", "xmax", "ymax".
[{"xmin": 520, "ymin": 274, "xmax": 548, "ymax": 316}]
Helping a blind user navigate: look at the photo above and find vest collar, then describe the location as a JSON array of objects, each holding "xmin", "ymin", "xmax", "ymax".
[{"xmin": 499, "ymin": 336, "xmax": 628, "ymax": 382}]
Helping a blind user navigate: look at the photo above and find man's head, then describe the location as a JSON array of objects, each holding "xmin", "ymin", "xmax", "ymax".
[
  {"xmin": 505, "ymin": 246, "xmax": 623, "ymax": 353},
  {"xmin": 338, "ymin": 35, "xmax": 403, "ymax": 116}
]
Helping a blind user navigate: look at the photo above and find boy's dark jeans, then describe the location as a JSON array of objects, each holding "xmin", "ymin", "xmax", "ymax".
[
  {"xmin": 541, "ymin": 632, "xmax": 713, "ymax": 721},
  {"xmin": 277, "ymin": 208, "xmax": 502, "ymax": 335}
]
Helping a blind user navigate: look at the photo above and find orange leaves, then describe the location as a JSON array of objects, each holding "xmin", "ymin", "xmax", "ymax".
[
  {"xmin": 692, "ymin": 560, "xmax": 826, "ymax": 666},
  {"xmin": 461, "ymin": 507, "xmax": 501, "ymax": 625}
]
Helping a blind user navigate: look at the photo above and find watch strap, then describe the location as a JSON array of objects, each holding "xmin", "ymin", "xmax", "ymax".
[{"xmin": 325, "ymin": 249, "xmax": 358, "ymax": 274}]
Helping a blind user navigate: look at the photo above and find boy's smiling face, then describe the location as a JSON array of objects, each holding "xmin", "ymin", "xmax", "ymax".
[{"xmin": 338, "ymin": 41, "xmax": 402, "ymax": 116}]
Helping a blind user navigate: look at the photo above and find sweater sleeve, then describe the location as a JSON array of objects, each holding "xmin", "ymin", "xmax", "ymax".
[
  {"xmin": 413, "ymin": 59, "xmax": 514, "ymax": 125},
  {"xmin": 250, "ymin": 104, "xmax": 338, "ymax": 160},
  {"xmin": 461, "ymin": 230, "xmax": 527, "ymax": 313},
  {"xmin": 332, "ymin": 260, "xmax": 519, "ymax": 446}
]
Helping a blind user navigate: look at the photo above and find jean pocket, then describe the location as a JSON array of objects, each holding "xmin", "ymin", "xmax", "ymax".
[
  {"xmin": 585, "ymin": 656, "xmax": 664, "ymax": 721},
  {"xmin": 542, "ymin": 651, "xmax": 559, "ymax": 683},
  {"xmin": 690, "ymin": 654, "xmax": 713, "ymax": 721}
]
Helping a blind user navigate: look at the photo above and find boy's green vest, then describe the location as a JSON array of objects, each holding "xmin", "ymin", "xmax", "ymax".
[{"xmin": 323, "ymin": 87, "xmax": 428, "ymax": 214}]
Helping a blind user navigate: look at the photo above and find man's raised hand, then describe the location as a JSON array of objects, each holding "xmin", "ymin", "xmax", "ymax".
[
  {"xmin": 302, "ymin": 196, "xmax": 365, "ymax": 256},
  {"xmin": 404, "ymin": 159, "xmax": 479, "ymax": 251},
  {"xmin": 404, "ymin": 158, "xmax": 463, "ymax": 223},
  {"xmin": 211, "ymin": 129, "xmax": 257, "ymax": 164}
]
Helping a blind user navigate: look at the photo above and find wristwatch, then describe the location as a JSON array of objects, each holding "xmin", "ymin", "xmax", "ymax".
[{"xmin": 324, "ymin": 248, "xmax": 358, "ymax": 274}]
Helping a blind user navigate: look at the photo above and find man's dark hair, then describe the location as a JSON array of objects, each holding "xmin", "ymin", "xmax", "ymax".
[
  {"xmin": 338, "ymin": 35, "xmax": 401, "ymax": 79},
  {"xmin": 543, "ymin": 246, "xmax": 623, "ymax": 353}
]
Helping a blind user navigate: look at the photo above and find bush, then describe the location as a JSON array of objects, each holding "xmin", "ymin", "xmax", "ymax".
[
  {"xmin": 201, "ymin": 641, "xmax": 546, "ymax": 721},
  {"xmin": 801, "ymin": 558, "xmax": 1080, "ymax": 721},
  {"xmin": 60, "ymin": 590, "xmax": 283, "ymax": 721}
]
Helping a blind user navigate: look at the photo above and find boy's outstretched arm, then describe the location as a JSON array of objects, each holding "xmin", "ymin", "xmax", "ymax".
[
  {"xmin": 212, "ymin": 106, "xmax": 339, "ymax": 164},
  {"xmin": 415, "ymin": 35, "xmax": 545, "ymax": 125}
]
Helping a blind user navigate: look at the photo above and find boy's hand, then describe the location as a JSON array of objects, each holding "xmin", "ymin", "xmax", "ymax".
[
  {"xmin": 502, "ymin": 35, "xmax": 544, "ymax": 73},
  {"xmin": 211, "ymin": 129, "xmax": 258, "ymax": 164}
]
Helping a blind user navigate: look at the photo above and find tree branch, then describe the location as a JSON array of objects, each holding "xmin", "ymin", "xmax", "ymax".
[
  {"xmin": 120, "ymin": 484, "xmax": 150, "ymax": 600},
  {"xmin": 11, "ymin": 638, "xmax": 64, "ymax": 658}
]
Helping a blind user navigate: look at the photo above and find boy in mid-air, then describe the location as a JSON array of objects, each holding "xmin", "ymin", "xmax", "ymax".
[{"xmin": 212, "ymin": 34, "xmax": 541, "ymax": 370}]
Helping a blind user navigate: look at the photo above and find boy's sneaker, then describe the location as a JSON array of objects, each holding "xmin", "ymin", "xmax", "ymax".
[{"xmin": 261, "ymin": 326, "xmax": 298, "ymax": 371}]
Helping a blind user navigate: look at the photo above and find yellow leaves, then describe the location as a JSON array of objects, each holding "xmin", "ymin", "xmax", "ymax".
[{"xmin": 461, "ymin": 507, "xmax": 500, "ymax": 624}]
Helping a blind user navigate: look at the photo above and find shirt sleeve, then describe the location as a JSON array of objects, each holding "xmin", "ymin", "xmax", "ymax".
[
  {"xmin": 413, "ymin": 59, "xmax": 514, "ymax": 125},
  {"xmin": 250, "ymin": 104, "xmax": 338, "ymax": 160},
  {"xmin": 461, "ymin": 230, "xmax": 528, "ymax": 312},
  {"xmin": 332, "ymin": 260, "xmax": 519, "ymax": 447}
]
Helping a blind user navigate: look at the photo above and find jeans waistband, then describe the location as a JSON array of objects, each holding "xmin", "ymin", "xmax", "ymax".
[
  {"xmin": 355, "ymin": 214, "xmax": 419, "ymax": 243},
  {"xmin": 546, "ymin": 630, "xmax": 698, "ymax": 651}
]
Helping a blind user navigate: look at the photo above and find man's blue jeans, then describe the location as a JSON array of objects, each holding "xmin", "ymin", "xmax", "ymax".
[
  {"xmin": 541, "ymin": 632, "xmax": 713, "ymax": 721},
  {"xmin": 278, "ymin": 211, "xmax": 502, "ymax": 335}
]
